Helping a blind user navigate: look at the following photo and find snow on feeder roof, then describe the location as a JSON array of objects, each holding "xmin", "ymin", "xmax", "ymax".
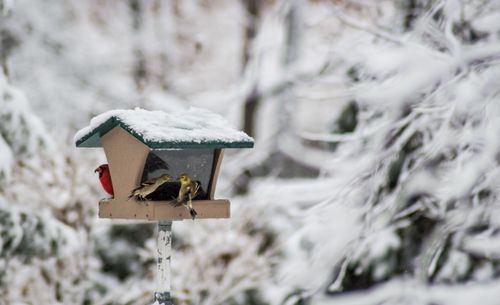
[{"xmin": 74, "ymin": 107, "xmax": 254, "ymax": 149}]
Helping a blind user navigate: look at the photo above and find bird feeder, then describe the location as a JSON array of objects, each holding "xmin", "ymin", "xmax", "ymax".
[{"xmin": 74, "ymin": 107, "xmax": 253, "ymax": 304}]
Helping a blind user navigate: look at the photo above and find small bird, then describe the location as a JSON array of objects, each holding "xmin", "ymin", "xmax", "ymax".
[
  {"xmin": 176, "ymin": 173, "xmax": 200, "ymax": 220},
  {"xmin": 95, "ymin": 164, "xmax": 114, "ymax": 196},
  {"xmin": 128, "ymin": 174, "xmax": 172, "ymax": 201}
]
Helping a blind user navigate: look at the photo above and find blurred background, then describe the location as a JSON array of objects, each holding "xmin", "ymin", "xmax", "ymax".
[{"xmin": 2, "ymin": 0, "xmax": 500, "ymax": 304}]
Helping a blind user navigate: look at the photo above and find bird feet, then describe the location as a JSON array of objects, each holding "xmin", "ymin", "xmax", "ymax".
[{"xmin": 132, "ymin": 196, "xmax": 150, "ymax": 205}]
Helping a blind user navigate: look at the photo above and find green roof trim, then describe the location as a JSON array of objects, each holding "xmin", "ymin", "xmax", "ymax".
[{"xmin": 75, "ymin": 116, "xmax": 254, "ymax": 149}]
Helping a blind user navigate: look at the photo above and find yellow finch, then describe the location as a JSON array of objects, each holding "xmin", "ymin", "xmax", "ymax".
[
  {"xmin": 128, "ymin": 174, "xmax": 172, "ymax": 201},
  {"xmin": 176, "ymin": 173, "xmax": 200, "ymax": 219}
]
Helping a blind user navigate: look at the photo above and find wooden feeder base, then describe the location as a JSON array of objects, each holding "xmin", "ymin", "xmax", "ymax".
[{"xmin": 98, "ymin": 198, "xmax": 230, "ymax": 220}]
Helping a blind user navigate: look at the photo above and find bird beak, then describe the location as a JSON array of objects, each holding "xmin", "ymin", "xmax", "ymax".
[{"xmin": 94, "ymin": 168, "xmax": 99, "ymax": 173}]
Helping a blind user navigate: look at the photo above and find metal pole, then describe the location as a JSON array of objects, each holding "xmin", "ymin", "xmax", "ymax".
[{"xmin": 154, "ymin": 220, "xmax": 172, "ymax": 305}]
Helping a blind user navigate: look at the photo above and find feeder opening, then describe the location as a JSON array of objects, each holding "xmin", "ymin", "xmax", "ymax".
[{"xmin": 140, "ymin": 149, "xmax": 215, "ymax": 201}]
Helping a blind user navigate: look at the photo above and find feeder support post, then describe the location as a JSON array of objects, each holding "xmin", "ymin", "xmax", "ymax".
[{"xmin": 154, "ymin": 220, "xmax": 173, "ymax": 305}]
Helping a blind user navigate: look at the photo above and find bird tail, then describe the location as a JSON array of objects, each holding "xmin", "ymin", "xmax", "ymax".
[
  {"xmin": 189, "ymin": 208, "xmax": 197, "ymax": 220},
  {"xmin": 128, "ymin": 190, "xmax": 139, "ymax": 200},
  {"xmin": 128, "ymin": 185, "xmax": 143, "ymax": 200}
]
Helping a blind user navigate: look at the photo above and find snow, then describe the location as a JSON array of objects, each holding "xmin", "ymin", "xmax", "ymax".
[
  {"xmin": 0, "ymin": 134, "xmax": 13, "ymax": 184},
  {"xmin": 1, "ymin": 0, "xmax": 14, "ymax": 15},
  {"xmin": 462, "ymin": 233, "xmax": 500, "ymax": 259},
  {"xmin": 315, "ymin": 279, "xmax": 500, "ymax": 305},
  {"xmin": 74, "ymin": 107, "xmax": 254, "ymax": 146}
]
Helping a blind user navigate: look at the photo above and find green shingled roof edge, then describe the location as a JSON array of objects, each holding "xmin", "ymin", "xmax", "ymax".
[{"xmin": 75, "ymin": 116, "xmax": 254, "ymax": 149}]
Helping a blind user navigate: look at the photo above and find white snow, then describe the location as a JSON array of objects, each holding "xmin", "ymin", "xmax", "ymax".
[
  {"xmin": 74, "ymin": 107, "xmax": 254, "ymax": 146},
  {"xmin": 0, "ymin": 134, "xmax": 13, "ymax": 183},
  {"xmin": 315, "ymin": 279, "xmax": 500, "ymax": 305},
  {"xmin": 1, "ymin": 0, "xmax": 14, "ymax": 15}
]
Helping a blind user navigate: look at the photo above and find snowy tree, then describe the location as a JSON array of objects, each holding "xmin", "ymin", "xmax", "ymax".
[{"xmin": 253, "ymin": 1, "xmax": 500, "ymax": 304}]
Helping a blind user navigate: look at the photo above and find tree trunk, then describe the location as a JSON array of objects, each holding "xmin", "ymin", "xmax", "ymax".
[{"xmin": 241, "ymin": 0, "xmax": 261, "ymax": 138}]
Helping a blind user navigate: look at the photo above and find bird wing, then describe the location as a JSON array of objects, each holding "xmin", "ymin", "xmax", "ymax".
[
  {"xmin": 142, "ymin": 179, "xmax": 157, "ymax": 186},
  {"xmin": 189, "ymin": 181, "xmax": 201, "ymax": 198},
  {"xmin": 192, "ymin": 181, "xmax": 201, "ymax": 195},
  {"xmin": 129, "ymin": 178, "xmax": 157, "ymax": 197}
]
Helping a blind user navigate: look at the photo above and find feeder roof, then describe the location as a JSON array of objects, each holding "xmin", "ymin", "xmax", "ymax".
[{"xmin": 74, "ymin": 107, "xmax": 254, "ymax": 149}]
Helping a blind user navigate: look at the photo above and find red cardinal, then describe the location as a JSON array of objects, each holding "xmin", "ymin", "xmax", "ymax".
[{"xmin": 95, "ymin": 164, "xmax": 114, "ymax": 196}]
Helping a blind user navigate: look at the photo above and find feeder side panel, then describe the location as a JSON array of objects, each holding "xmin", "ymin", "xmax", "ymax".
[
  {"xmin": 207, "ymin": 149, "xmax": 224, "ymax": 200},
  {"xmin": 101, "ymin": 127, "xmax": 150, "ymax": 200}
]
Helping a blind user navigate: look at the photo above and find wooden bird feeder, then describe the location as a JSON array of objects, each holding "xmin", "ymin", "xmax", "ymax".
[
  {"xmin": 75, "ymin": 107, "xmax": 253, "ymax": 221},
  {"xmin": 75, "ymin": 107, "xmax": 253, "ymax": 304}
]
